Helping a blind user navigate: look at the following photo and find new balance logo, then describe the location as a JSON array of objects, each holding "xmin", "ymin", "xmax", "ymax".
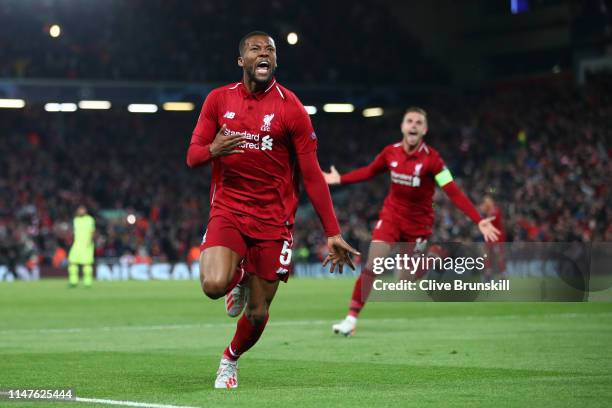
[
  {"xmin": 223, "ymin": 111, "xmax": 235, "ymax": 119},
  {"xmin": 261, "ymin": 135, "xmax": 273, "ymax": 151}
]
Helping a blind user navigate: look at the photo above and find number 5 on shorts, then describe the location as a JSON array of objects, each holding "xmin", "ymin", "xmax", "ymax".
[{"xmin": 279, "ymin": 240, "xmax": 292, "ymax": 266}]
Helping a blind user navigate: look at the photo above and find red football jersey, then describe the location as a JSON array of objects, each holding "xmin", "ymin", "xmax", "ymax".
[
  {"xmin": 190, "ymin": 79, "xmax": 318, "ymax": 238},
  {"xmin": 341, "ymin": 141, "xmax": 446, "ymax": 235}
]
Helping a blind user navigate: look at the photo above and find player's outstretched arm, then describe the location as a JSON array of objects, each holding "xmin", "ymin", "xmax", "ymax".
[
  {"xmin": 324, "ymin": 150, "xmax": 388, "ymax": 185},
  {"xmin": 477, "ymin": 216, "xmax": 501, "ymax": 242},
  {"xmin": 321, "ymin": 165, "xmax": 340, "ymax": 186},
  {"xmin": 322, "ymin": 165, "xmax": 341, "ymax": 185},
  {"xmin": 441, "ymin": 180, "xmax": 500, "ymax": 242},
  {"xmin": 323, "ymin": 235, "xmax": 361, "ymax": 274}
]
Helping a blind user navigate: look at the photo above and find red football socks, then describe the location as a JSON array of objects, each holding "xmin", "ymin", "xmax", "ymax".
[
  {"xmin": 223, "ymin": 313, "xmax": 269, "ymax": 361},
  {"xmin": 348, "ymin": 268, "xmax": 375, "ymax": 318},
  {"xmin": 225, "ymin": 266, "xmax": 245, "ymax": 295}
]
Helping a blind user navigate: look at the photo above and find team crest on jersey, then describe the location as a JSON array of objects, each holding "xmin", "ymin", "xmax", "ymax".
[
  {"xmin": 414, "ymin": 163, "xmax": 423, "ymax": 176},
  {"xmin": 261, "ymin": 113, "xmax": 275, "ymax": 131},
  {"xmin": 390, "ymin": 161, "xmax": 398, "ymax": 168}
]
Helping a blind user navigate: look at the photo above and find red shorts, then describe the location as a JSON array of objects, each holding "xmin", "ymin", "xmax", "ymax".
[
  {"xmin": 200, "ymin": 212, "xmax": 293, "ymax": 282},
  {"xmin": 369, "ymin": 220, "xmax": 430, "ymax": 280},
  {"xmin": 371, "ymin": 215, "xmax": 430, "ymax": 244}
]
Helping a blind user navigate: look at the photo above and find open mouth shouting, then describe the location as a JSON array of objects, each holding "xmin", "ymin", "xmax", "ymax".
[{"xmin": 255, "ymin": 60, "xmax": 272, "ymax": 77}]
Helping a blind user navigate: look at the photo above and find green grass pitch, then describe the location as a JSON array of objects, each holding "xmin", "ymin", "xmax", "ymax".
[{"xmin": 1, "ymin": 279, "xmax": 611, "ymax": 407}]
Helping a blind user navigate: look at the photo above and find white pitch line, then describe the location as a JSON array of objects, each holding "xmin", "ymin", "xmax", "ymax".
[
  {"xmin": 75, "ymin": 396, "xmax": 199, "ymax": 408},
  {"xmin": 0, "ymin": 392, "xmax": 199, "ymax": 408}
]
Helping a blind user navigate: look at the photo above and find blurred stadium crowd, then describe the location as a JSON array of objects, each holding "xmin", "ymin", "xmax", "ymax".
[
  {"xmin": 0, "ymin": 0, "xmax": 446, "ymax": 85},
  {"xmin": 1, "ymin": 73, "xmax": 610, "ymax": 269}
]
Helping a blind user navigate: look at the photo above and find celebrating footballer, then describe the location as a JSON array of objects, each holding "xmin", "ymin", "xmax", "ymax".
[
  {"xmin": 323, "ymin": 107, "xmax": 501, "ymax": 336},
  {"xmin": 186, "ymin": 31, "xmax": 359, "ymax": 389}
]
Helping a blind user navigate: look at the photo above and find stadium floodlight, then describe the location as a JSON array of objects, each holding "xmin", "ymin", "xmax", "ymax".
[
  {"xmin": 362, "ymin": 107, "xmax": 384, "ymax": 118},
  {"xmin": 323, "ymin": 103, "xmax": 354, "ymax": 113},
  {"xmin": 287, "ymin": 32, "xmax": 298, "ymax": 45},
  {"xmin": 44, "ymin": 103, "xmax": 61, "ymax": 112},
  {"xmin": 49, "ymin": 24, "xmax": 61, "ymax": 38},
  {"xmin": 44, "ymin": 103, "xmax": 77, "ymax": 112},
  {"xmin": 162, "ymin": 102, "xmax": 194, "ymax": 111},
  {"xmin": 79, "ymin": 100, "xmax": 111, "ymax": 110},
  {"xmin": 61, "ymin": 103, "xmax": 77, "ymax": 112},
  {"xmin": 0, "ymin": 98, "xmax": 25, "ymax": 108},
  {"xmin": 127, "ymin": 104, "xmax": 158, "ymax": 113},
  {"xmin": 304, "ymin": 105, "xmax": 317, "ymax": 115}
]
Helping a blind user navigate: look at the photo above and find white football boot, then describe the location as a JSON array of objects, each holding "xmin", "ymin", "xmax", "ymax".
[
  {"xmin": 332, "ymin": 316, "xmax": 357, "ymax": 337},
  {"xmin": 214, "ymin": 357, "xmax": 238, "ymax": 389},
  {"xmin": 225, "ymin": 271, "xmax": 248, "ymax": 318}
]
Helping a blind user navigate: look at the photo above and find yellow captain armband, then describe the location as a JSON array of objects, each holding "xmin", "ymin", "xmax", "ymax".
[{"xmin": 434, "ymin": 168, "xmax": 453, "ymax": 187}]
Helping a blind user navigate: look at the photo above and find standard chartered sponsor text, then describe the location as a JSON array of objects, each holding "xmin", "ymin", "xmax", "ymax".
[{"xmin": 225, "ymin": 128, "xmax": 273, "ymax": 151}]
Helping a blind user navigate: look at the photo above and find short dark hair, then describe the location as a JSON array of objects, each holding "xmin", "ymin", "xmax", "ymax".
[
  {"xmin": 404, "ymin": 106, "xmax": 428, "ymax": 121},
  {"xmin": 239, "ymin": 31, "xmax": 272, "ymax": 56}
]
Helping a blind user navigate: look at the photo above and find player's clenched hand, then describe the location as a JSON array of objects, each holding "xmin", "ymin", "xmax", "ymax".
[
  {"xmin": 321, "ymin": 165, "xmax": 341, "ymax": 185},
  {"xmin": 323, "ymin": 235, "xmax": 361, "ymax": 274},
  {"xmin": 209, "ymin": 124, "xmax": 245, "ymax": 158},
  {"xmin": 478, "ymin": 216, "xmax": 501, "ymax": 242}
]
